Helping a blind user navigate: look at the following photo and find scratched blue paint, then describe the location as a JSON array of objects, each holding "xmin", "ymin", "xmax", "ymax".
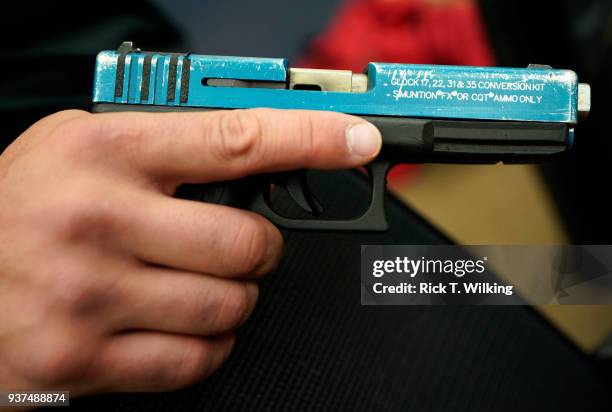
[
  {"xmin": 93, "ymin": 50, "xmax": 579, "ymax": 124},
  {"xmin": 154, "ymin": 55, "xmax": 167, "ymax": 106}
]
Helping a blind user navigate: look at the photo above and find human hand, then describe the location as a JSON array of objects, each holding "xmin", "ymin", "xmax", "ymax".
[{"xmin": 0, "ymin": 109, "xmax": 381, "ymax": 396}]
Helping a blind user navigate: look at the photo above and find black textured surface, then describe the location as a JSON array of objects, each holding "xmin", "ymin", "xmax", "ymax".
[{"xmin": 70, "ymin": 171, "xmax": 610, "ymax": 411}]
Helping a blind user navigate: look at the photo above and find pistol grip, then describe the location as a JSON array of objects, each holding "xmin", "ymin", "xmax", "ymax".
[{"xmin": 254, "ymin": 162, "xmax": 391, "ymax": 232}]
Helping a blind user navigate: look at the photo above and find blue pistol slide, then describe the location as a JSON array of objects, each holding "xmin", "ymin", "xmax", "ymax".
[{"xmin": 92, "ymin": 42, "xmax": 591, "ymax": 231}]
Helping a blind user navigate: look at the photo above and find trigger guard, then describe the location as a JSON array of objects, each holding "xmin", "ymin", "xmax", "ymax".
[{"xmin": 249, "ymin": 162, "xmax": 393, "ymax": 232}]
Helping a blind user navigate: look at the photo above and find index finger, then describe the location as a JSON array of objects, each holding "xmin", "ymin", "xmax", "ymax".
[{"xmin": 92, "ymin": 108, "xmax": 382, "ymax": 185}]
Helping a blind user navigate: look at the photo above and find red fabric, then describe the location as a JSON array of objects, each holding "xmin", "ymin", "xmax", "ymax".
[{"xmin": 297, "ymin": 0, "xmax": 495, "ymax": 183}]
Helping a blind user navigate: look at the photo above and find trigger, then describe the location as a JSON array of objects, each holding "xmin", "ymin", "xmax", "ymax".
[{"xmin": 286, "ymin": 173, "xmax": 323, "ymax": 215}]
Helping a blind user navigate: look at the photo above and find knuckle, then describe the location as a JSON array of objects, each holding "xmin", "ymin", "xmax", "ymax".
[
  {"xmin": 44, "ymin": 116, "xmax": 104, "ymax": 162},
  {"xmin": 50, "ymin": 116, "xmax": 100, "ymax": 147},
  {"xmin": 50, "ymin": 192, "xmax": 115, "ymax": 242},
  {"xmin": 53, "ymin": 276, "xmax": 91, "ymax": 310},
  {"xmin": 213, "ymin": 110, "xmax": 263, "ymax": 164},
  {"xmin": 228, "ymin": 217, "xmax": 269, "ymax": 274},
  {"xmin": 47, "ymin": 267, "xmax": 110, "ymax": 316},
  {"xmin": 37, "ymin": 352, "xmax": 85, "ymax": 385},
  {"xmin": 38, "ymin": 110, "xmax": 91, "ymax": 129},
  {"xmin": 25, "ymin": 330, "xmax": 95, "ymax": 386},
  {"xmin": 52, "ymin": 115, "xmax": 143, "ymax": 159}
]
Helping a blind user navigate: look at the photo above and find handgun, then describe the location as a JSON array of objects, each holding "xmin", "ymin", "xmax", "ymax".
[{"xmin": 92, "ymin": 42, "xmax": 590, "ymax": 231}]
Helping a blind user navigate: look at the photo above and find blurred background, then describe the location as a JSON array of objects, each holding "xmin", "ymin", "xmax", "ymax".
[{"xmin": 1, "ymin": 0, "xmax": 612, "ymax": 364}]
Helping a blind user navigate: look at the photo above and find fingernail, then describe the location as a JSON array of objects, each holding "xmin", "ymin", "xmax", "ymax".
[{"xmin": 346, "ymin": 123, "xmax": 382, "ymax": 158}]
